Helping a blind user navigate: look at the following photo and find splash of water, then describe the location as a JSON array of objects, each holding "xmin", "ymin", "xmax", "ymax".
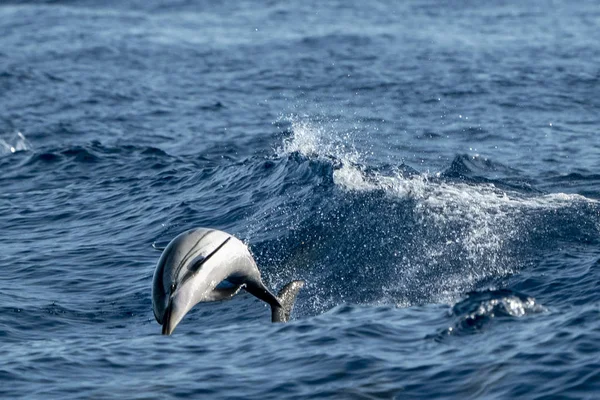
[
  {"xmin": 0, "ymin": 131, "xmax": 32, "ymax": 155},
  {"xmin": 273, "ymin": 116, "xmax": 597, "ymax": 309},
  {"xmin": 279, "ymin": 116, "xmax": 377, "ymax": 191}
]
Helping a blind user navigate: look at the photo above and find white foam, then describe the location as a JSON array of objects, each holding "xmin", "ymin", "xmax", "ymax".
[
  {"xmin": 332, "ymin": 164, "xmax": 378, "ymax": 191},
  {"xmin": 279, "ymin": 116, "xmax": 375, "ymax": 192},
  {"xmin": 278, "ymin": 116, "xmax": 598, "ymax": 306},
  {"xmin": 279, "ymin": 116, "xmax": 595, "ymax": 211},
  {"xmin": 471, "ymin": 295, "xmax": 546, "ymax": 319}
]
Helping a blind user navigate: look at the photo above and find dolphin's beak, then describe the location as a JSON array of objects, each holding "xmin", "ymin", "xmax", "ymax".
[
  {"xmin": 160, "ymin": 288, "xmax": 194, "ymax": 335},
  {"xmin": 159, "ymin": 275, "xmax": 219, "ymax": 335},
  {"xmin": 161, "ymin": 300, "xmax": 173, "ymax": 335}
]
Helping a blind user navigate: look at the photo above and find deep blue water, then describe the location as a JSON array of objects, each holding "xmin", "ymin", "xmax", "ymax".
[{"xmin": 1, "ymin": 0, "xmax": 600, "ymax": 398}]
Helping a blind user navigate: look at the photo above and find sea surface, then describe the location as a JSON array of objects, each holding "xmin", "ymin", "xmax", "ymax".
[{"xmin": 1, "ymin": 1, "xmax": 599, "ymax": 399}]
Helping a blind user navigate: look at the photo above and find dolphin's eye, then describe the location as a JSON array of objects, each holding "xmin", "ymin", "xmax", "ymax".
[{"xmin": 170, "ymin": 283, "xmax": 176, "ymax": 292}]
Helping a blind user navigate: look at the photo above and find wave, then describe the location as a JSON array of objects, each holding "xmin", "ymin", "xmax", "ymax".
[
  {"xmin": 9, "ymin": 141, "xmax": 176, "ymax": 169},
  {"xmin": 10, "ymin": 122, "xmax": 594, "ymax": 320},
  {"xmin": 248, "ymin": 116, "xmax": 599, "ymax": 315}
]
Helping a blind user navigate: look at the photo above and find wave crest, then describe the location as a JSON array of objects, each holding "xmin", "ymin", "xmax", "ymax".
[{"xmin": 266, "ymin": 116, "xmax": 599, "ymax": 312}]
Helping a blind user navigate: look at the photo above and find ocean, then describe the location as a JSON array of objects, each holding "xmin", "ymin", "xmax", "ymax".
[{"xmin": 1, "ymin": 0, "xmax": 599, "ymax": 398}]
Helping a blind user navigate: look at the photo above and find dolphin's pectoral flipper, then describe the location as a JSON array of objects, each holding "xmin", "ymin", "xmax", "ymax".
[
  {"xmin": 244, "ymin": 281, "xmax": 282, "ymax": 308},
  {"xmin": 203, "ymin": 284, "xmax": 245, "ymax": 302},
  {"xmin": 272, "ymin": 280, "xmax": 305, "ymax": 323}
]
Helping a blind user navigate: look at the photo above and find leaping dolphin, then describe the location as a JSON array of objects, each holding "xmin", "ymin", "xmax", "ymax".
[{"xmin": 152, "ymin": 228, "xmax": 304, "ymax": 335}]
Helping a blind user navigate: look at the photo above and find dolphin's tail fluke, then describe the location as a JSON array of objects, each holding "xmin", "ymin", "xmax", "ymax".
[{"xmin": 271, "ymin": 280, "xmax": 305, "ymax": 323}]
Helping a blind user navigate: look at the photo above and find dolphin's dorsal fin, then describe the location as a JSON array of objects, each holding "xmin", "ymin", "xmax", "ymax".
[{"xmin": 271, "ymin": 280, "xmax": 305, "ymax": 323}]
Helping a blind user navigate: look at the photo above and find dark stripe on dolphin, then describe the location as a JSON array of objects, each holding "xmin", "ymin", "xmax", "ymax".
[
  {"xmin": 172, "ymin": 229, "xmax": 215, "ymax": 280},
  {"xmin": 179, "ymin": 236, "xmax": 232, "ymax": 287},
  {"xmin": 154, "ymin": 229, "xmax": 214, "ymax": 311},
  {"xmin": 162, "ymin": 300, "xmax": 172, "ymax": 335}
]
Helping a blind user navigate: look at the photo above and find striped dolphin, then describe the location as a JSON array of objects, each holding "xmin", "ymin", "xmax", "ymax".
[{"xmin": 152, "ymin": 228, "xmax": 304, "ymax": 335}]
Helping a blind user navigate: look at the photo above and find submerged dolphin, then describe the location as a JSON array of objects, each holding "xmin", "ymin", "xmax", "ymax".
[{"xmin": 152, "ymin": 228, "xmax": 304, "ymax": 335}]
